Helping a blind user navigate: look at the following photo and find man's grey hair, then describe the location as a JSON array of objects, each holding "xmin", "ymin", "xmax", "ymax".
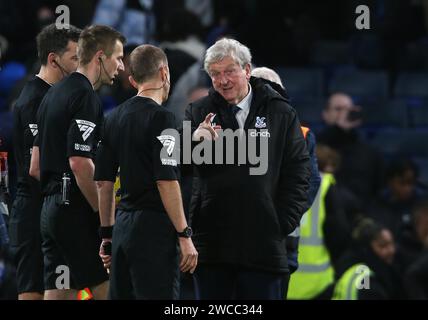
[
  {"xmin": 204, "ymin": 38, "xmax": 252, "ymax": 74},
  {"xmin": 251, "ymin": 67, "xmax": 283, "ymax": 88}
]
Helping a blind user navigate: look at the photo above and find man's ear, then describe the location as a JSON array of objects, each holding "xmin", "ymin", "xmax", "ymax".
[
  {"xmin": 47, "ymin": 52, "xmax": 57, "ymax": 68},
  {"xmin": 95, "ymin": 50, "xmax": 104, "ymax": 63},
  {"xmin": 244, "ymin": 63, "xmax": 251, "ymax": 80},
  {"xmin": 160, "ymin": 65, "xmax": 168, "ymax": 82},
  {"xmin": 128, "ymin": 75, "xmax": 139, "ymax": 90}
]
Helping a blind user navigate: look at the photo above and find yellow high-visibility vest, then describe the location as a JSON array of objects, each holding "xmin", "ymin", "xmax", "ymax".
[
  {"xmin": 332, "ymin": 264, "xmax": 372, "ymax": 300},
  {"xmin": 287, "ymin": 173, "xmax": 335, "ymax": 299}
]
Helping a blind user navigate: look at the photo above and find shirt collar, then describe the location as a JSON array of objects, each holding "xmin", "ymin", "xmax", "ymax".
[
  {"xmin": 35, "ymin": 75, "xmax": 52, "ymax": 86},
  {"xmin": 236, "ymin": 83, "xmax": 252, "ymax": 112}
]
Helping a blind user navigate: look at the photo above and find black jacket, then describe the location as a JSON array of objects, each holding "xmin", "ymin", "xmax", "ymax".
[
  {"xmin": 184, "ymin": 77, "xmax": 311, "ymax": 273},
  {"xmin": 404, "ymin": 250, "xmax": 428, "ymax": 299},
  {"xmin": 318, "ymin": 125, "xmax": 384, "ymax": 205}
]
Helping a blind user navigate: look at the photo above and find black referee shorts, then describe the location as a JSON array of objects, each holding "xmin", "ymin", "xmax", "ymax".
[
  {"xmin": 109, "ymin": 209, "xmax": 180, "ymax": 300},
  {"xmin": 9, "ymin": 195, "xmax": 44, "ymax": 294},
  {"xmin": 40, "ymin": 193, "xmax": 108, "ymax": 290}
]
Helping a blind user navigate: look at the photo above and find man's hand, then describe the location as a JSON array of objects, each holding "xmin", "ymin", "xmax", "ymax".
[
  {"xmin": 178, "ymin": 237, "xmax": 198, "ymax": 274},
  {"xmin": 336, "ymin": 105, "xmax": 362, "ymax": 130},
  {"xmin": 193, "ymin": 113, "xmax": 222, "ymax": 141},
  {"xmin": 99, "ymin": 239, "xmax": 112, "ymax": 271}
]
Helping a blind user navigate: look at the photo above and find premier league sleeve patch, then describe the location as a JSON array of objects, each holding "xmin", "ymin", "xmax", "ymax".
[{"xmin": 157, "ymin": 134, "xmax": 177, "ymax": 166}]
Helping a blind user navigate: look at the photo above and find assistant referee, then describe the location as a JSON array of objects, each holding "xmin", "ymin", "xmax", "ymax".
[
  {"xmin": 10, "ymin": 24, "xmax": 81, "ymax": 300},
  {"xmin": 31, "ymin": 25, "xmax": 126, "ymax": 300}
]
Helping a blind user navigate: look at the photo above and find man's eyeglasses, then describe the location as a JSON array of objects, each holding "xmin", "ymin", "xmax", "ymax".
[{"xmin": 209, "ymin": 67, "xmax": 241, "ymax": 82}]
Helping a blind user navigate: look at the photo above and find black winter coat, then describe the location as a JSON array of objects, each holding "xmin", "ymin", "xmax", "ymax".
[{"xmin": 184, "ymin": 77, "xmax": 311, "ymax": 273}]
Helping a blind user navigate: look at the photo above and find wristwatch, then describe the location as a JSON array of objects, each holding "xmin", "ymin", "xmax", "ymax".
[{"xmin": 177, "ymin": 226, "xmax": 193, "ymax": 238}]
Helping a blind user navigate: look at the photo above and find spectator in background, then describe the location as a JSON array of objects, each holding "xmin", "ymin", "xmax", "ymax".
[
  {"xmin": 333, "ymin": 218, "xmax": 404, "ymax": 300},
  {"xmin": 92, "ymin": 0, "xmax": 155, "ymax": 46},
  {"xmin": 159, "ymin": 8, "xmax": 206, "ymax": 94},
  {"xmin": 316, "ymin": 143, "xmax": 362, "ymax": 229},
  {"xmin": 368, "ymin": 158, "xmax": 426, "ymax": 243},
  {"xmin": 403, "ymin": 201, "xmax": 428, "ymax": 300},
  {"xmin": 315, "ymin": 144, "xmax": 352, "ymax": 266},
  {"xmin": 0, "ymin": 244, "xmax": 17, "ymax": 299},
  {"xmin": 318, "ymin": 92, "xmax": 384, "ymax": 206},
  {"xmin": 400, "ymin": 199, "xmax": 428, "ymax": 269},
  {"xmin": 404, "ymin": 251, "xmax": 428, "ymax": 299},
  {"xmin": 108, "ymin": 44, "xmax": 138, "ymax": 108},
  {"xmin": 166, "ymin": 61, "xmax": 211, "ymax": 127},
  {"xmin": 0, "ymin": 50, "xmax": 17, "ymax": 300}
]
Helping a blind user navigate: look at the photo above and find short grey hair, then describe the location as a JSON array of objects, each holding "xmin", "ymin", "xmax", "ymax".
[
  {"xmin": 251, "ymin": 67, "xmax": 283, "ymax": 88},
  {"xmin": 204, "ymin": 38, "xmax": 252, "ymax": 74}
]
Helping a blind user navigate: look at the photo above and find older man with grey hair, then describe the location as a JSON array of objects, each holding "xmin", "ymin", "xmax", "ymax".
[{"xmin": 184, "ymin": 38, "xmax": 311, "ymax": 300}]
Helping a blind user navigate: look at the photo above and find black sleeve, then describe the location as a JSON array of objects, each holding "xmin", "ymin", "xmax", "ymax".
[
  {"xmin": 181, "ymin": 102, "xmax": 203, "ymax": 171},
  {"xmin": 66, "ymin": 91, "xmax": 100, "ymax": 159},
  {"xmin": 404, "ymin": 252, "xmax": 428, "ymax": 299},
  {"xmin": 183, "ymin": 103, "xmax": 198, "ymax": 133},
  {"xmin": 152, "ymin": 110, "xmax": 179, "ymax": 181},
  {"xmin": 12, "ymin": 105, "xmax": 24, "ymax": 168},
  {"xmin": 323, "ymin": 186, "xmax": 352, "ymax": 265},
  {"xmin": 94, "ymin": 116, "xmax": 118, "ymax": 182},
  {"xmin": 33, "ymin": 134, "xmax": 39, "ymax": 147},
  {"xmin": 304, "ymin": 130, "xmax": 321, "ymax": 210},
  {"xmin": 275, "ymin": 109, "xmax": 311, "ymax": 235}
]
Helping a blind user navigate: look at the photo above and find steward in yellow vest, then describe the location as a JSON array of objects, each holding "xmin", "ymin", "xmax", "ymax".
[
  {"xmin": 287, "ymin": 173, "xmax": 335, "ymax": 299},
  {"xmin": 332, "ymin": 264, "xmax": 372, "ymax": 300},
  {"xmin": 332, "ymin": 218, "xmax": 403, "ymax": 299}
]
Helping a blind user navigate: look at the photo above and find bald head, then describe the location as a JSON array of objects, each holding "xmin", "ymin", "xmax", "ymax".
[{"xmin": 251, "ymin": 67, "xmax": 283, "ymax": 87}]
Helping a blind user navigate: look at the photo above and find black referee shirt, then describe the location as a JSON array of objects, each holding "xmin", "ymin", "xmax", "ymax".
[
  {"xmin": 94, "ymin": 96, "xmax": 179, "ymax": 212},
  {"xmin": 13, "ymin": 76, "xmax": 51, "ymax": 196},
  {"xmin": 36, "ymin": 72, "xmax": 103, "ymax": 195}
]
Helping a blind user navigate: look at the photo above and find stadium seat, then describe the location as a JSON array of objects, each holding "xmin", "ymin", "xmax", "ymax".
[
  {"xmin": 310, "ymin": 40, "xmax": 353, "ymax": 67},
  {"xmin": 394, "ymin": 73, "xmax": 428, "ymax": 99},
  {"xmin": 409, "ymin": 100, "xmax": 428, "ymax": 128},
  {"xmin": 290, "ymin": 98, "xmax": 325, "ymax": 127},
  {"xmin": 413, "ymin": 157, "xmax": 428, "ymax": 186},
  {"xmin": 351, "ymin": 34, "xmax": 383, "ymax": 69},
  {"xmin": 370, "ymin": 129, "xmax": 428, "ymax": 157},
  {"xmin": 399, "ymin": 39, "xmax": 428, "ymax": 71},
  {"xmin": 328, "ymin": 69, "xmax": 389, "ymax": 101},
  {"xmin": 275, "ymin": 67, "xmax": 324, "ymax": 99},
  {"xmin": 362, "ymin": 99, "xmax": 408, "ymax": 129}
]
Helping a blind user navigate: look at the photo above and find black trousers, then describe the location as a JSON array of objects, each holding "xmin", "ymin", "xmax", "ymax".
[
  {"xmin": 194, "ymin": 264, "xmax": 287, "ymax": 300},
  {"xmin": 109, "ymin": 209, "xmax": 180, "ymax": 300},
  {"xmin": 40, "ymin": 194, "xmax": 108, "ymax": 290},
  {"xmin": 9, "ymin": 195, "xmax": 44, "ymax": 294}
]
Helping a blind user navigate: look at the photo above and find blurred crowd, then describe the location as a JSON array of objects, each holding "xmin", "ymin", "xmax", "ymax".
[{"xmin": 1, "ymin": 0, "xmax": 428, "ymax": 299}]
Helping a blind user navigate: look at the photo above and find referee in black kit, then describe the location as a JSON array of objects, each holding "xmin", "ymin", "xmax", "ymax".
[
  {"xmin": 95, "ymin": 44, "xmax": 198, "ymax": 300},
  {"xmin": 10, "ymin": 24, "xmax": 81, "ymax": 300},
  {"xmin": 30, "ymin": 25, "xmax": 126, "ymax": 300}
]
